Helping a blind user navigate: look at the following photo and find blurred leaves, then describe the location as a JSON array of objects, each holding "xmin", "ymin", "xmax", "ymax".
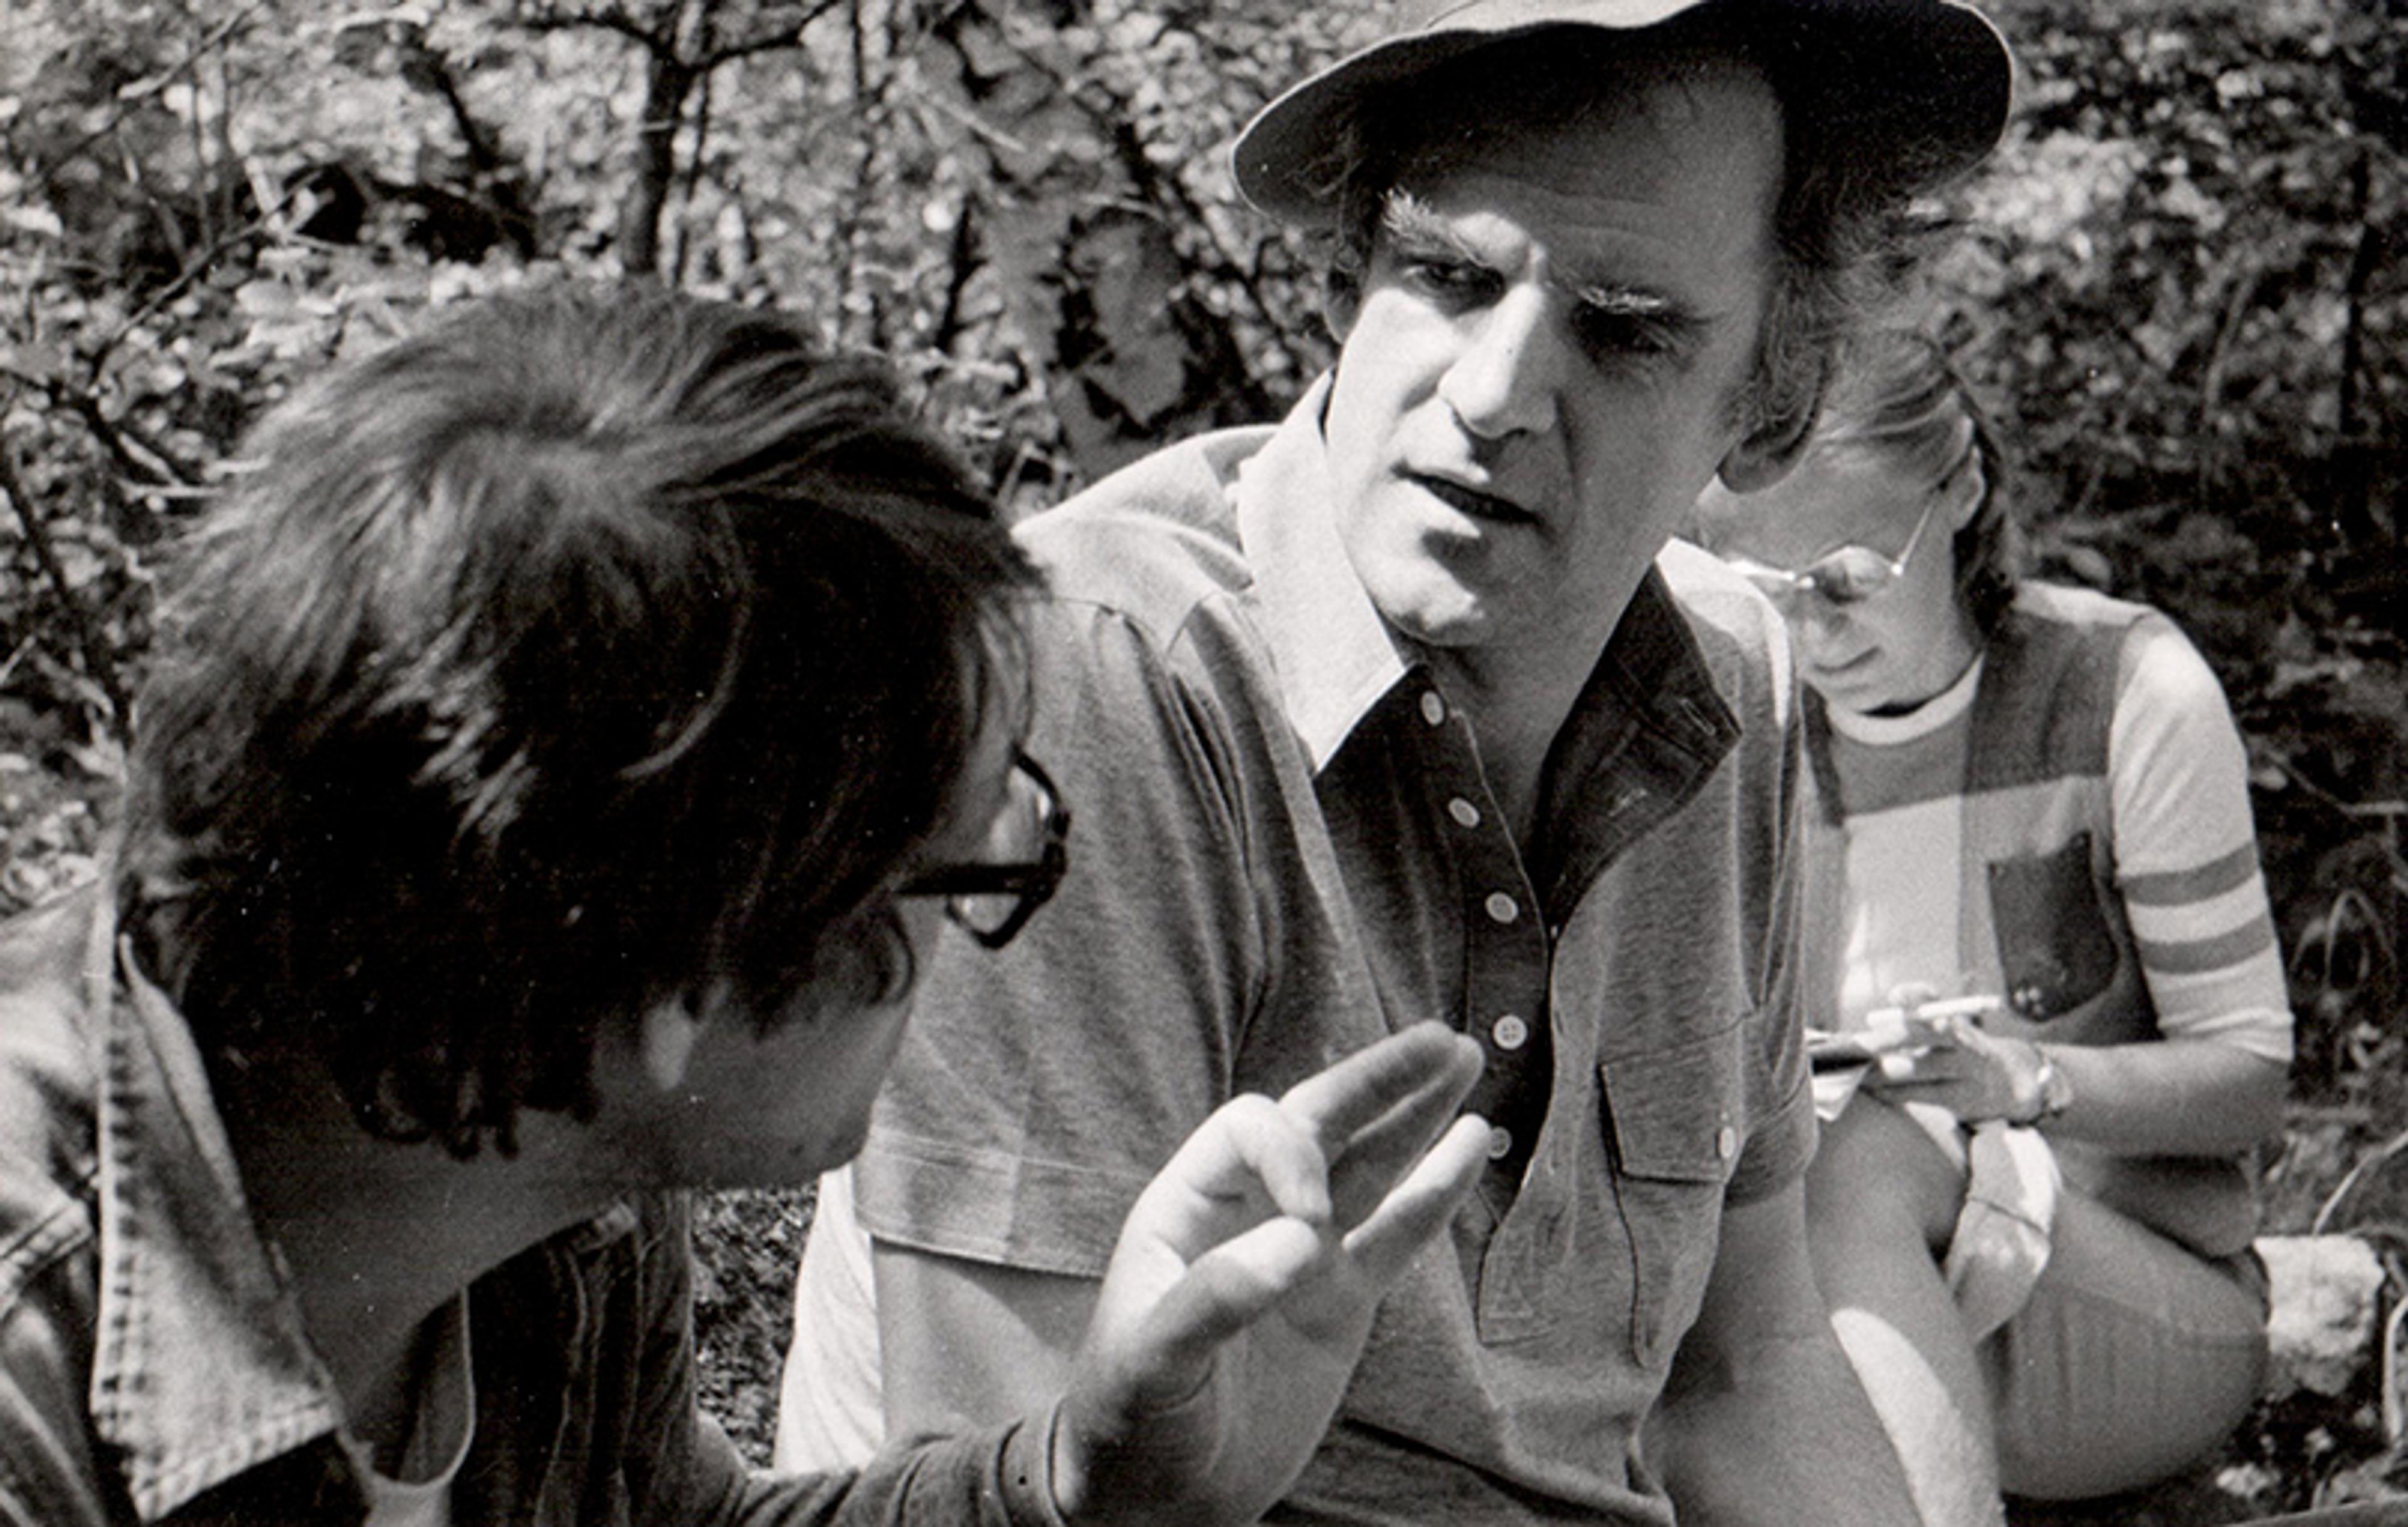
[
  {"xmin": 1929, "ymin": 4, "xmax": 2406, "ymax": 1105},
  {"xmin": 0, "ymin": 0, "xmax": 2400, "ymax": 1044}
]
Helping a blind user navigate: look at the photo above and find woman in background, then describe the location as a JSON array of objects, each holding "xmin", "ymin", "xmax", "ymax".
[{"xmin": 1692, "ymin": 331, "xmax": 2293, "ymax": 1526}]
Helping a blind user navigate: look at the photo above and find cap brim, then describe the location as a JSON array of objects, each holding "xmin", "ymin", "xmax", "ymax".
[{"xmin": 1232, "ymin": 0, "xmax": 2012, "ymax": 226}]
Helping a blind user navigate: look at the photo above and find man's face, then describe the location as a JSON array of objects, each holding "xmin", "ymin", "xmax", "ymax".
[
  {"xmin": 1322, "ymin": 61, "xmax": 1785, "ymax": 679},
  {"xmin": 590, "ymin": 721, "xmax": 1031, "ymax": 1188}
]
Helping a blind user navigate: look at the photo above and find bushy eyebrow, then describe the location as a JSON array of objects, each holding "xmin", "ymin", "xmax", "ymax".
[
  {"xmin": 1377, "ymin": 191, "xmax": 1487, "ymax": 267},
  {"xmin": 1568, "ymin": 283, "xmax": 1708, "ymax": 352},
  {"xmin": 1376, "ymin": 189, "xmax": 1709, "ymax": 346}
]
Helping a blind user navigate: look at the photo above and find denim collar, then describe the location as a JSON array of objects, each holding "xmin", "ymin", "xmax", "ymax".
[
  {"xmin": 1232, "ymin": 374, "xmax": 1739, "ymax": 785},
  {"xmin": 85, "ymin": 893, "xmax": 639, "ymax": 1521},
  {"xmin": 85, "ymin": 892, "xmax": 340, "ymax": 1521}
]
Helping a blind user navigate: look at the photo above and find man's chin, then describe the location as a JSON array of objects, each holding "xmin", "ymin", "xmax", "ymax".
[{"xmin": 1378, "ymin": 597, "xmax": 1495, "ymax": 655}]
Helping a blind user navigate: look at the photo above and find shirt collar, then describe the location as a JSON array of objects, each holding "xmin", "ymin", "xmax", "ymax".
[
  {"xmin": 1233, "ymin": 374, "xmax": 1739, "ymax": 781},
  {"xmin": 1590, "ymin": 566, "xmax": 1745, "ymax": 771},
  {"xmin": 88, "ymin": 896, "xmax": 642, "ymax": 1522},
  {"xmin": 1822, "ymin": 649, "xmax": 1986, "ymax": 746},
  {"xmin": 93, "ymin": 900, "xmax": 344, "ymax": 1522},
  {"xmin": 1233, "ymin": 376, "xmax": 1416, "ymax": 773}
]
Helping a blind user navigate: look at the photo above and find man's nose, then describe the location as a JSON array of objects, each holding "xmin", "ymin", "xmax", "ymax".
[{"xmin": 1437, "ymin": 287, "xmax": 1561, "ymax": 441}]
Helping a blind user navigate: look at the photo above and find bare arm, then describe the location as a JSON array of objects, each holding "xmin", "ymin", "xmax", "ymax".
[
  {"xmin": 875, "ymin": 1245, "xmax": 1092, "ymax": 1438},
  {"xmin": 1866, "ymin": 1030, "xmax": 2285, "ymax": 1154},
  {"xmin": 2020, "ymin": 1037, "xmax": 2283, "ymax": 1154},
  {"xmin": 867, "ymin": 1025, "xmax": 1489, "ymax": 1527},
  {"xmin": 1645, "ymin": 1184, "xmax": 1920, "ymax": 1527}
]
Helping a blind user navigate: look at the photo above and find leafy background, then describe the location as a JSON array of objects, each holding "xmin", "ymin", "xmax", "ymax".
[{"xmin": 3, "ymin": 0, "xmax": 2402, "ymax": 1517}]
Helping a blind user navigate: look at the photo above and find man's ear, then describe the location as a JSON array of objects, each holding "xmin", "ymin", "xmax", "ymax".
[
  {"xmin": 1320, "ymin": 267, "xmax": 1362, "ymax": 344},
  {"xmin": 1718, "ymin": 393, "xmax": 1822, "ymax": 494},
  {"xmin": 1943, "ymin": 426, "xmax": 1990, "ymax": 533},
  {"xmin": 638, "ymin": 997, "xmax": 702, "ymax": 1091}
]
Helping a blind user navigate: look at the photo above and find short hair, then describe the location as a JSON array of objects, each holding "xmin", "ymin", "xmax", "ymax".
[
  {"xmin": 121, "ymin": 286, "xmax": 1035, "ymax": 1155},
  {"xmin": 1318, "ymin": 19, "xmax": 1934, "ymax": 438},
  {"xmin": 1801, "ymin": 328, "xmax": 2021, "ymax": 635}
]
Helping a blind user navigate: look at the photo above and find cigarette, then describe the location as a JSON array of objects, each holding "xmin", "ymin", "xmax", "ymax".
[{"xmin": 1861, "ymin": 995, "xmax": 2005, "ymax": 1028}]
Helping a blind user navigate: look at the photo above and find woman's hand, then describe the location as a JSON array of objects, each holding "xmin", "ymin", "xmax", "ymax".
[
  {"xmin": 1048, "ymin": 1023, "xmax": 1488, "ymax": 1527},
  {"xmin": 1860, "ymin": 1015, "xmax": 2050, "ymax": 1126}
]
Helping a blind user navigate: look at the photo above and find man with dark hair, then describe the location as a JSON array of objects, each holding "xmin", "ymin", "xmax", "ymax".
[
  {"xmin": 789, "ymin": 2, "xmax": 2013, "ymax": 1521},
  {"xmin": 0, "ymin": 285, "xmax": 1492, "ymax": 1526}
]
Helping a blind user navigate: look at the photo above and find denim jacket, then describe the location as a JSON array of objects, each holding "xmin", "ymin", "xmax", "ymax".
[{"xmin": 0, "ymin": 884, "xmax": 1057, "ymax": 1526}]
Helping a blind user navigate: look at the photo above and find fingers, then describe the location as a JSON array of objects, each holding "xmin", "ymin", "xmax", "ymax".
[
  {"xmin": 1873, "ymin": 1040, "xmax": 1982, "ymax": 1086},
  {"xmin": 1151, "ymin": 1091, "xmax": 1331, "ymax": 1228},
  {"xmin": 1864, "ymin": 1033, "xmax": 2021, "ymax": 1122},
  {"xmin": 1102, "ymin": 1107, "xmax": 1489, "ymax": 1412},
  {"xmin": 1132, "ymin": 1026, "xmax": 1481, "ymax": 1249},
  {"xmin": 1280, "ymin": 1025, "xmax": 1483, "ymax": 1229},
  {"xmin": 1279, "ymin": 1023, "xmax": 1482, "ymax": 1144},
  {"xmin": 1339, "ymin": 1112, "xmax": 1490, "ymax": 1282},
  {"xmin": 1110, "ymin": 1217, "xmax": 1330, "ymax": 1410}
]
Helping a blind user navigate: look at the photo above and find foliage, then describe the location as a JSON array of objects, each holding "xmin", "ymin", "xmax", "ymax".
[
  {"xmin": 1934, "ymin": 0, "xmax": 2408, "ymax": 1117},
  {"xmin": 4, "ymin": 0, "xmax": 2406, "ymax": 1499}
]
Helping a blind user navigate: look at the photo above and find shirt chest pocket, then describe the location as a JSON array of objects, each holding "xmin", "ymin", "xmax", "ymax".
[
  {"xmin": 1987, "ymin": 829, "xmax": 2120, "ymax": 1022},
  {"xmin": 1598, "ymin": 1023, "xmax": 1745, "ymax": 1372}
]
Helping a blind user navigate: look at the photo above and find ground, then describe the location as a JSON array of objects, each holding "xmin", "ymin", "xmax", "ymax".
[{"xmin": 694, "ymin": 1186, "xmax": 816, "ymax": 1462}]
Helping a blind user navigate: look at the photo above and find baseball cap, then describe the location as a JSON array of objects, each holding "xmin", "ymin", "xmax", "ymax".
[{"xmin": 1231, "ymin": 0, "xmax": 2013, "ymax": 226}]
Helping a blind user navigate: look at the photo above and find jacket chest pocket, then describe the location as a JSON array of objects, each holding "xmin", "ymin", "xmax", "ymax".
[
  {"xmin": 1987, "ymin": 830, "xmax": 2118, "ymax": 1022},
  {"xmin": 1598, "ymin": 1023, "xmax": 1744, "ymax": 1371}
]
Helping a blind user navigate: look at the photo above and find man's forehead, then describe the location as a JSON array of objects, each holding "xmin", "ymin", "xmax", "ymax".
[
  {"xmin": 1391, "ymin": 50, "xmax": 1781, "ymax": 194},
  {"xmin": 1383, "ymin": 58, "xmax": 1783, "ymax": 285}
]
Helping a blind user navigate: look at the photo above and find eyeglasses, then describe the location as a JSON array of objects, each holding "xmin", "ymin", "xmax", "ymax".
[
  {"xmin": 1720, "ymin": 492, "xmax": 1940, "ymax": 608},
  {"xmin": 897, "ymin": 749, "xmax": 1070, "ymax": 950}
]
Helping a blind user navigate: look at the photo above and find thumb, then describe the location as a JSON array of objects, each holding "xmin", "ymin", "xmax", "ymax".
[{"xmin": 1087, "ymin": 1217, "xmax": 1328, "ymax": 1417}]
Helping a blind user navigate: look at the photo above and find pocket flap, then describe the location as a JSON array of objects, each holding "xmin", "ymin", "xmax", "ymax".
[{"xmin": 1599, "ymin": 1027, "xmax": 1744, "ymax": 1185}]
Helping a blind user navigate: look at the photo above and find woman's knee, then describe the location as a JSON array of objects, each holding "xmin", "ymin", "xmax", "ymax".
[
  {"xmin": 1994, "ymin": 1338, "xmax": 2259, "ymax": 1501},
  {"xmin": 1809, "ymin": 1099, "xmax": 1965, "ymax": 1252},
  {"xmin": 1988, "ymin": 1206, "xmax": 2268, "ymax": 1499}
]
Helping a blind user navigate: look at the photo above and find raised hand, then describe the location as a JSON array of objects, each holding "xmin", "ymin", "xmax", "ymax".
[{"xmin": 1049, "ymin": 1023, "xmax": 1487, "ymax": 1527}]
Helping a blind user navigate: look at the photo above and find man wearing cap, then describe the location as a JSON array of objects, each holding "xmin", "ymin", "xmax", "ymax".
[{"xmin": 792, "ymin": 2, "xmax": 2011, "ymax": 1521}]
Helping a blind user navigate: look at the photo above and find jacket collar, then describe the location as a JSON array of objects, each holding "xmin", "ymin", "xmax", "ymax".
[
  {"xmin": 90, "ymin": 891, "xmax": 343, "ymax": 1521},
  {"xmin": 86, "ymin": 894, "xmax": 640, "ymax": 1521}
]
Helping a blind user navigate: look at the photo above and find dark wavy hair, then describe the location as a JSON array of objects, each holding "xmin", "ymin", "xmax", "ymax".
[{"xmin": 121, "ymin": 286, "xmax": 1035, "ymax": 1155}]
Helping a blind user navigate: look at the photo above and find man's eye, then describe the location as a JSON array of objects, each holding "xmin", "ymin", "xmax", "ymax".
[
  {"xmin": 1400, "ymin": 258, "xmax": 1495, "ymax": 302},
  {"xmin": 1573, "ymin": 308, "xmax": 1677, "ymax": 361}
]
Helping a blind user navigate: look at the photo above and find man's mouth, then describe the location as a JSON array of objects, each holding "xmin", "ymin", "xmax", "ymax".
[{"xmin": 1411, "ymin": 473, "xmax": 1536, "ymax": 527}]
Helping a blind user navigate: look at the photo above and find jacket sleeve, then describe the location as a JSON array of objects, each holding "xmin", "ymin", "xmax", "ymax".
[
  {"xmin": 622, "ymin": 1196, "xmax": 1065, "ymax": 1527},
  {"xmin": 0, "ymin": 1259, "xmax": 127, "ymax": 1527},
  {"xmin": 712, "ymin": 1422, "xmax": 1065, "ymax": 1527}
]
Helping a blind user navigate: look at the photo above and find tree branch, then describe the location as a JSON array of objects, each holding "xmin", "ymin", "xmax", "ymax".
[
  {"xmin": 90, "ymin": 198, "xmax": 290, "ymax": 377},
  {"xmin": 0, "ymin": 371, "xmax": 204, "ymax": 490},
  {"xmin": 516, "ymin": 3, "xmax": 674, "ymax": 55},
  {"xmin": 699, "ymin": 0, "xmax": 847, "ymax": 67},
  {"xmin": 0, "ymin": 442, "xmax": 132, "ymax": 738},
  {"xmin": 30, "ymin": 2, "xmax": 270, "ymax": 175},
  {"xmin": 991, "ymin": 24, "xmax": 1306, "ymax": 407}
]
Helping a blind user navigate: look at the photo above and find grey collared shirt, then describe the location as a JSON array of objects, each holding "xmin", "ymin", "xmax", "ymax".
[{"xmin": 858, "ymin": 378, "xmax": 1815, "ymax": 1525}]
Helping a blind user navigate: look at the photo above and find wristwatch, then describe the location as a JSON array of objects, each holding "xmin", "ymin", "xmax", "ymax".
[{"xmin": 2024, "ymin": 1045, "xmax": 2074, "ymax": 1124}]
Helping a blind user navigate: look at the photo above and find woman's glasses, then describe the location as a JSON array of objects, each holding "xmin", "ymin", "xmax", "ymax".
[
  {"xmin": 897, "ymin": 749, "xmax": 1071, "ymax": 950},
  {"xmin": 1720, "ymin": 492, "xmax": 1940, "ymax": 608}
]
